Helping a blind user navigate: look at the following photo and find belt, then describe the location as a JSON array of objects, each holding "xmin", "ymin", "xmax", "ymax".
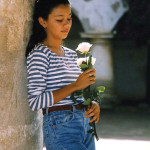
[{"xmin": 42, "ymin": 103, "xmax": 85, "ymax": 115}]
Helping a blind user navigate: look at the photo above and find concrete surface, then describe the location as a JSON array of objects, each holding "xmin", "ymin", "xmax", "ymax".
[{"xmin": 95, "ymin": 105, "xmax": 150, "ymax": 150}]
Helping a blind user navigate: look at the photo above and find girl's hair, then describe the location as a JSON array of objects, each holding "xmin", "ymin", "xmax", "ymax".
[{"xmin": 25, "ymin": 0, "xmax": 70, "ymax": 57}]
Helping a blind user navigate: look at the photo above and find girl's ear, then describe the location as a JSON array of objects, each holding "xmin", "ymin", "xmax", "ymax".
[{"xmin": 38, "ymin": 17, "xmax": 47, "ymax": 28}]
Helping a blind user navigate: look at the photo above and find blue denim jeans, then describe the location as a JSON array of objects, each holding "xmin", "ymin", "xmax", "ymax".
[{"xmin": 43, "ymin": 106, "xmax": 95, "ymax": 150}]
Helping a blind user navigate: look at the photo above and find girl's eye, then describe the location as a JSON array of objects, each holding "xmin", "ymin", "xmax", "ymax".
[
  {"xmin": 56, "ymin": 18, "xmax": 72, "ymax": 22},
  {"xmin": 68, "ymin": 18, "xmax": 72, "ymax": 21},
  {"xmin": 56, "ymin": 20, "xmax": 63, "ymax": 22}
]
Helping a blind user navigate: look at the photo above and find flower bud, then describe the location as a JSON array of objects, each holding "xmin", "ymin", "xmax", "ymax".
[
  {"xmin": 77, "ymin": 58, "xmax": 86, "ymax": 66},
  {"xmin": 76, "ymin": 42, "xmax": 92, "ymax": 54}
]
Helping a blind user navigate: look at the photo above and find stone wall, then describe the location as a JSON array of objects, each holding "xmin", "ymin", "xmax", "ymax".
[{"xmin": 0, "ymin": 0, "xmax": 43, "ymax": 150}]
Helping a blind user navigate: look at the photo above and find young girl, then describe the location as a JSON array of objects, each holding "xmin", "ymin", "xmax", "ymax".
[{"xmin": 26, "ymin": 0, "xmax": 100, "ymax": 149}]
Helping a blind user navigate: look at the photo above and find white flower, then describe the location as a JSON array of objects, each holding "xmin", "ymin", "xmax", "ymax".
[
  {"xmin": 77, "ymin": 57, "xmax": 96, "ymax": 66},
  {"xmin": 76, "ymin": 42, "xmax": 92, "ymax": 54},
  {"xmin": 77, "ymin": 58, "xmax": 86, "ymax": 66},
  {"xmin": 87, "ymin": 56, "xmax": 96, "ymax": 65}
]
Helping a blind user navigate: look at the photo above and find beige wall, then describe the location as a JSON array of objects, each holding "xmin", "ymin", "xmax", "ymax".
[{"xmin": 0, "ymin": 0, "xmax": 43, "ymax": 149}]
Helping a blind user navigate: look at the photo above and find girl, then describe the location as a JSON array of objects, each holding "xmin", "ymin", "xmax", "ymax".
[{"xmin": 26, "ymin": 0, "xmax": 100, "ymax": 149}]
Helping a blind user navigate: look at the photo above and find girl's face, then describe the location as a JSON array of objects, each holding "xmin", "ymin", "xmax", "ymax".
[{"xmin": 39, "ymin": 4, "xmax": 72, "ymax": 40}]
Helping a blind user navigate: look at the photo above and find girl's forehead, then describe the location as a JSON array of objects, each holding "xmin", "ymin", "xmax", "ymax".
[{"xmin": 50, "ymin": 4, "xmax": 71, "ymax": 16}]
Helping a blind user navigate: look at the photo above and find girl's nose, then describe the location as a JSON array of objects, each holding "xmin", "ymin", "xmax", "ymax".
[{"xmin": 64, "ymin": 19, "xmax": 72, "ymax": 26}]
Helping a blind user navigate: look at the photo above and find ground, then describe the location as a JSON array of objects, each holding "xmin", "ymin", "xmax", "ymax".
[{"xmin": 95, "ymin": 105, "xmax": 150, "ymax": 150}]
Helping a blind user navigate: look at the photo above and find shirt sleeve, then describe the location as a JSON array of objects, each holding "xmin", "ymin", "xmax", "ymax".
[{"xmin": 26, "ymin": 49, "xmax": 54, "ymax": 111}]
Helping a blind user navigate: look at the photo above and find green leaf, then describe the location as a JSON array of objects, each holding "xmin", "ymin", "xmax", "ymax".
[
  {"xmin": 96, "ymin": 86, "xmax": 105, "ymax": 93},
  {"xmin": 79, "ymin": 64, "xmax": 88, "ymax": 69},
  {"xmin": 78, "ymin": 94, "xmax": 83, "ymax": 97},
  {"xmin": 84, "ymin": 98, "xmax": 91, "ymax": 105}
]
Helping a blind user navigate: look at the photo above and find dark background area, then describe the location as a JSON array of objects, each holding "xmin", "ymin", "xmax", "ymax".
[
  {"xmin": 114, "ymin": 0, "xmax": 150, "ymax": 46},
  {"xmin": 113, "ymin": 0, "xmax": 150, "ymax": 105}
]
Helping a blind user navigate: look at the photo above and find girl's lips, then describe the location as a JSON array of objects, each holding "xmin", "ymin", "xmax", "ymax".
[{"xmin": 61, "ymin": 30, "xmax": 69, "ymax": 33}]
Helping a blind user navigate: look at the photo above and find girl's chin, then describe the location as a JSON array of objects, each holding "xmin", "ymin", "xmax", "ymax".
[{"xmin": 61, "ymin": 35, "xmax": 69, "ymax": 39}]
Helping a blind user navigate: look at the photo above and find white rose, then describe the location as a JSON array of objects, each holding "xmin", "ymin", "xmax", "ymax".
[
  {"xmin": 77, "ymin": 57, "xmax": 96, "ymax": 66},
  {"xmin": 87, "ymin": 56, "xmax": 96, "ymax": 65},
  {"xmin": 76, "ymin": 42, "xmax": 92, "ymax": 54},
  {"xmin": 77, "ymin": 58, "xmax": 86, "ymax": 66}
]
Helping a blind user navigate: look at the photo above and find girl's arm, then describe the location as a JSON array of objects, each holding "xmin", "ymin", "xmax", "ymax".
[{"xmin": 52, "ymin": 68, "xmax": 96, "ymax": 104}]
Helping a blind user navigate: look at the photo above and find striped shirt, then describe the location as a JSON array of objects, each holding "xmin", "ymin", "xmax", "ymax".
[{"xmin": 26, "ymin": 43, "xmax": 84, "ymax": 111}]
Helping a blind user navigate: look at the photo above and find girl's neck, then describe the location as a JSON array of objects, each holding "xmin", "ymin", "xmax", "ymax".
[
  {"xmin": 42, "ymin": 37, "xmax": 64, "ymax": 56},
  {"xmin": 43, "ymin": 36, "xmax": 62, "ymax": 49}
]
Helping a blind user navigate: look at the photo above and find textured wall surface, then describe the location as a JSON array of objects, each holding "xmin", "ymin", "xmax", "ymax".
[{"xmin": 0, "ymin": 0, "xmax": 43, "ymax": 150}]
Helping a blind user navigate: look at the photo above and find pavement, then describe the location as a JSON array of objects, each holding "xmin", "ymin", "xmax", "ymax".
[{"xmin": 95, "ymin": 105, "xmax": 150, "ymax": 150}]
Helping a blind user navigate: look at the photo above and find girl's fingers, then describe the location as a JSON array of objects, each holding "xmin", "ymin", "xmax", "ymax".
[
  {"xmin": 89, "ymin": 113, "xmax": 99, "ymax": 123},
  {"xmin": 95, "ymin": 116, "xmax": 100, "ymax": 123},
  {"xmin": 85, "ymin": 103, "xmax": 99, "ymax": 115},
  {"xmin": 85, "ymin": 110, "xmax": 99, "ymax": 118},
  {"xmin": 85, "ymin": 102, "xmax": 100, "ymax": 123},
  {"xmin": 85, "ymin": 112, "xmax": 94, "ymax": 118},
  {"xmin": 85, "ymin": 106, "xmax": 95, "ymax": 115},
  {"xmin": 89, "ymin": 76, "xmax": 96, "ymax": 81},
  {"xmin": 82, "ymin": 71, "xmax": 96, "ymax": 79},
  {"xmin": 84, "ymin": 68, "xmax": 96, "ymax": 74},
  {"xmin": 89, "ymin": 116, "xmax": 97, "ymax": 123},
  {"xmin": 86, "ymin": 72, "xmax": 96, "ymax": 77}
]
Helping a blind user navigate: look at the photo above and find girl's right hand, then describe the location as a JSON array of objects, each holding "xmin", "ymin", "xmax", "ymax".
[{"xmin": 74, "ymin": 68, "xmax": 96, "ymax": 91}]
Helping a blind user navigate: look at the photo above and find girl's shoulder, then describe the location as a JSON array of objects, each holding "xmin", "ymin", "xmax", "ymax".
[
  {"xmin": 62, "ymin": 46, "xmax": 77, "ymax": 56},
  {"xmin": 28, "ymin": 43, "xmax": 52, "ymax": 58}
]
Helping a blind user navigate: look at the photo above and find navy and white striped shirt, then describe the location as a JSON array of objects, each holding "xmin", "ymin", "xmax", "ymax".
[{"xmin": 27, "ymin": 43, "xmax": 84, "ymax": 111}]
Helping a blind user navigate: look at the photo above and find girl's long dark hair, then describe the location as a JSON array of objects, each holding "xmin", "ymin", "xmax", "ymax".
[{"xmin": 25, "ymin": 0, "xmax": 70, "ymax": 57}]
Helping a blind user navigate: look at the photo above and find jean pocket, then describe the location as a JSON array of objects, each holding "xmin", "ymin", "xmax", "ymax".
[{"xmin": 54, "ymin": 110, "xmax": 74, "ymax": 126}]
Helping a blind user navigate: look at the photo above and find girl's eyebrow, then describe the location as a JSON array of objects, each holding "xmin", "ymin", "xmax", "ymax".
[{"xmin": 55, "ymin": 13, "xmax": 72, "ymax": 17}]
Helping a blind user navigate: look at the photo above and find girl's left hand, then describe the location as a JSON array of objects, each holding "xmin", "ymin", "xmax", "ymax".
[{"xmin": 85, "ymin": 101, "xmax": 100, "ymax": 123}]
